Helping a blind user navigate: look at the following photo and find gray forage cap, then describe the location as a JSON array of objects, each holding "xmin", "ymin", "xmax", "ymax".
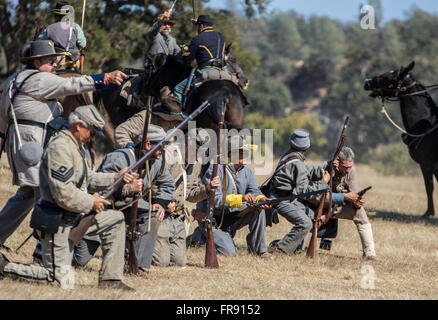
[
  {"xmin": 138, "ymin": 124, "xmax": 167, "ymax": 143},
  {"xmin": 290, "ymin": 129, "xmax": 310, "ymax": 151},
  {"xmin": 68, "ymin": 105, "xmax": 105, "ymax": 135}
]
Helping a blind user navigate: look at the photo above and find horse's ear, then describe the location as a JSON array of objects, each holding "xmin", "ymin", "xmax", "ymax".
[
  {"xmin": 225, "ymin": 43, "xmax": 232, "ymax": 55},
  {"xmin": 399, "ymin": 61, "xmax": 415, "ymax": 80}
]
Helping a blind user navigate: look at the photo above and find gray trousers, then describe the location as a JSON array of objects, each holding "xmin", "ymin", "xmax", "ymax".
[
  {"xmin": 275, "ymin": 200, "xmax": 315, "ymax": 255},
  {"xmin": 72, "ymin": 212, "xmax": 160, "ymax": 270},
  {"xmin": 132, "ymin": 213, "xmax": 160, "ymax": 269},
  {"xmin": 4, "ymin": 209, "xmax": 126, "ymax": 285},
  {"xmin": 0, "ymin": 186, "xmax": 40, "ymax": 245},
  {"xmin": 191, "ymin": 209, "xmax": 267, "ymax": 255},
  {"xmin": 153, "ymin": 214, "xmax": 187, "ymax": 267}
]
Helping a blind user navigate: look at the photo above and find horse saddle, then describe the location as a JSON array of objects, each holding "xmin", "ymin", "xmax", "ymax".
[{"xmin": 195, "ymin": 69, "xmax": 239, "ymax": 87}]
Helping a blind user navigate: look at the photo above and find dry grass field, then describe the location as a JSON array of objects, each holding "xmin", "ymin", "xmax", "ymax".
[{"xmin": 1, "ymin": 155, "xmax": 438, "ymax": 300}]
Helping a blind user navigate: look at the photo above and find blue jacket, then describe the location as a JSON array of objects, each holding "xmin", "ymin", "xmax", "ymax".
[{"xmin": 183, "ymin": 26, "xmax": 226, "ymax": 70}]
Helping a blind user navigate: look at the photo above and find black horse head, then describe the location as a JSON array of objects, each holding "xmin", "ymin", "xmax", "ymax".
[
  {"xmin": 364, "ymin": 61, "xmax": 416, "ymax": 98},
  {"xmin": 146, "ymin": 53, "xmax": 192, "ymax": 97}
]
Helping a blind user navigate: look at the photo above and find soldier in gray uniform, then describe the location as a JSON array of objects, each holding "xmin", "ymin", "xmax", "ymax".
[
  {"xmin": 152, "ymin": 136, "xmax": 220, "ymax": 267},
  {"xmin": 0, "ymin": 105, "xmax": 135, "ymax": 290},
  {"xmin": 329, "ymin": 147, "xmax": 376, "ymax": 259},
  {"xmin": 192, "ymin": 136, "xmax": 271, "ymax": 256},
  {"xmin": 0, "ymin": 40, "xmax": 126, "ymax": 248},
  {"xmin": 267, "ymin": 129, "xmax": 331, "ymax": 255},
  {"xmin": 145, "ymin": 9, "xmax": 180, "ymax": 64},
  {"xmin": 73, "ymin": 124, "xmax": 175, "ymax": 273}
]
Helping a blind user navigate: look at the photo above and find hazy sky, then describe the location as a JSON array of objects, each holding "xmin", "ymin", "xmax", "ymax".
[{"xmin": 207, "ymin": 0, "xmax": 438, "ymax": 23}]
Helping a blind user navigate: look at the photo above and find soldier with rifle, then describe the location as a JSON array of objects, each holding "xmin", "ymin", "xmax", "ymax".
[
  {"xmin": 0, "ymin": 105, "xmax": 135, "ymax": 290},
  {"xmin": 323, "ymin": 146, "xmax": 376, "ymax": 260},
  {"xmin": 72, "ymin": 124, "xmax": 175, "ymax": 274},
  {"xmin": 266, "ymin": 129, "xmax": 331, "ymax": 255},
  {"xmin": 152, "ymin": 134, "xmax": 220, "ymax": 267},
  {"xmin": 191, "ymin": 135, "xmax": 271, "ymax": 257}
]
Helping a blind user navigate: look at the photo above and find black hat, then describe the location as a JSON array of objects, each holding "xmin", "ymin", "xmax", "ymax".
[
  {"xmin": 53, "ymin": 1, "xmax": 70, "ymax": 16},
  {"xmin": 20, "ymin": 40, "xmax": 65, "ymax": 63},
  {"xmin": 195, "ymin": 15, "xmax": 213, "ymax": 26}
]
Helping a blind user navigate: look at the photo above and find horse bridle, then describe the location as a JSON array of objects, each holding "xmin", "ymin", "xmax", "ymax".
[{"xmin": 374, "ymin": 72, "xmax": 438, "ymax": 138}]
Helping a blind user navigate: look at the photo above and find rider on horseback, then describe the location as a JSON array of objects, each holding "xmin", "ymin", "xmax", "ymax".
[
  {"xmin": 37, "ymin": 1, "xmax": 87, "ymax": 72},
  {"xmin": 173, "ymin": 15, "xmax": 228, "ymax": 105}
]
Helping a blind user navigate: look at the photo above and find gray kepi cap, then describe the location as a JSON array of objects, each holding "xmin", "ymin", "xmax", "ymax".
[
  {"xmin": 68, "ymin": 105, "xmax": 105, "ymax": 136},
  {"xmin": 290, "ymin": 129, "xmax": 310, "ymax": 151},
  {"xmin": 135, "ymin": 124, "xmax": 168, "ymax": 147}
]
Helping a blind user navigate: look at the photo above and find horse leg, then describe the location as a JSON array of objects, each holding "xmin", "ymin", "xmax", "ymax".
[{"xmin": 420, "ymin": 165, "xmax": 435, "ymax": 218}]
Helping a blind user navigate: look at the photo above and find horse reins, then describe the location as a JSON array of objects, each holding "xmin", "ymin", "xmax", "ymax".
[{"xmin": 378, "ymin": 80, "xmax": 438, "ymax": 138}]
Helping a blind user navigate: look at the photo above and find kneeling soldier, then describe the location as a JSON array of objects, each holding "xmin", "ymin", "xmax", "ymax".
[
  {"xmin": 73, "ymin": 124, "xmax": 175, "ymax": 273},
  {"xmin": 267, "ymin": 129, "xmax": 331, "ymax": 255},
  {"xmin": 0, "ymin": 105, "xmax": 135, "ymax": 291},
  {"xmin": 192, "ymin": 136, "xmax": 270, "ymax": 256}
]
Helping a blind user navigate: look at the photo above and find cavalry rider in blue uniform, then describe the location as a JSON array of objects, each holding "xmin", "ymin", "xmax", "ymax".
[{"xmin": 173, "ymin": 15, "xmax": 228, "ymax": 103}]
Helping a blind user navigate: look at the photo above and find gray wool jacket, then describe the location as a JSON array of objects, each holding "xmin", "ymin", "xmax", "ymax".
[
  {"xmin": 145, "ymin": 20, "xmax": 181, "ymax": 57},
  {"xmin": 0, "ymin": 69, "xmax": 98, "ymax": 187},
  {"xmin": 269, "ymin": 149, "xmax": 329, "ymax": 198}
]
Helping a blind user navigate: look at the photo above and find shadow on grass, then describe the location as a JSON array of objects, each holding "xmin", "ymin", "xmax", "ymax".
[{"xmin": 368, "ymin": 209, "xmax": 438, "ymax": 226}]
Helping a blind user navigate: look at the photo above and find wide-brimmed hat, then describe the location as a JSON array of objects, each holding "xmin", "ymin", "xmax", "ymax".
[
  {"xmin": 53, "ymin": 1, "xmax": 71, "ymax": 16},
  {"xmin": 20, "ymin": 40, "xmax": 65, "ymax": 63},
  {"xmin": 195, "ymin": 15, "xmax": 213, "ymax": 26},
  {"xmin": 290, "ymin": 129, "xmax": 310, "ymax": 151},
  {"xmin": 157, "ymin": 13, "xmax": 176, "ymax": 26}
]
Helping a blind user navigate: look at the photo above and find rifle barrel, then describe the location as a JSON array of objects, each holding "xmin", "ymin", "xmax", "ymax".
[
  {"xmin": 256, "ymin": 189, "xmax": 328, "ymax": 207},
  {"xmin": 102, "ymin": 100, "xmax": 210, "ymax": 200}
]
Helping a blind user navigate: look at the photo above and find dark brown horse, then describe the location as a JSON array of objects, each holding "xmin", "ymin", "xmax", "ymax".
[
  {"xmin": 95, "ymin": 45, "xmax": 248, "ymax": 131},
  {"xmin": 364, "ymin": 61, "xmax": 438, "ymax": 217},
  {"xmin": 56, "ymin": 70, "xmax": 116, "ymax": 167}
]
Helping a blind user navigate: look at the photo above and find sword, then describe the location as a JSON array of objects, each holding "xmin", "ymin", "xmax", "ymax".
[
  {"xmin": 81, "ymin": 0, "xmax": 86, "ymax": 29},
  {"xmin": 170, "ymin": 0, "xmax": 178, "ymax": 12}
]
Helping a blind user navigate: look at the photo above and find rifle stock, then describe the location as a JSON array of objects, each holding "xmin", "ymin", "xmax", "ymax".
[
  {"xmin": 127, "ymin": 95, "xmax": 153, "ymax": 275},
  {"xmin": 306, "ymin": 192, "xmax": 327, "ymax": 258},
  {"xmin": 68, "ymin": 101, "xmax": 210, "ymax": 245},
  {"xmin": 205, "ymin": 100, "xmax": 226, "ymax": 268}
]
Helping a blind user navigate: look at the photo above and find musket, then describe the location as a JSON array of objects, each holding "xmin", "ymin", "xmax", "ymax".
[
  {"xmin": 323, "ymin": 116, "xmax": 350, "ymax": 223},
  {"xmin": 306, "ymin": 192, "xmax": 326, "ymax": 258},
  {"xmin": 126, "ymin": 96, "xmax": 153, "ymax": 275},
  {"xmin": 306, "ymin": 116, "xmax": 350, "ymax": 258},
  {"xmin": 239, "ymin": 189, "xmax": 329, "ymax": 217},
  {"xmin": 204, "ymin": 100, "xmax": 227, "ymax": 268},
  {"xmin": 68, "ymin": 100, "xmax": 210, "ymax": 245}
]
